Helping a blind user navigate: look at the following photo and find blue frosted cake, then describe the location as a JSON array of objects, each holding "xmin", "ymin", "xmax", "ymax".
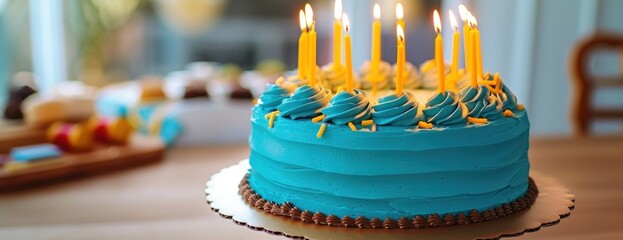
[{"xmin": 239, "ymin": 74, "xmax": 537, "ymax": 228}]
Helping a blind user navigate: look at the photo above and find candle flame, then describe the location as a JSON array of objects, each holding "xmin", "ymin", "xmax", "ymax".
[
  {"xmin": 433, "ymin": 10, "xmax": 441, "ymax": 34},
  {"xmin": 458, "ymin": 4, "xmax": 469, "ymax": 22},
  {"xmin": 334, "ymin": 0, "xmax": 342, "ymax": 20},
  {"xmin": 449, "ymin": 10, "xmax": 458, "ymax": 31},
  {"xmin": 397, "ymin": 25, "xmax": 404, "ymax": 42},
  {"xmin": 396, "ymin": 3, "xmax": 404, "ymax": 20},
  {"xmin": 299, "ymin": 10, "xmax": 307, "ymax": 32},
  {"xmin": 343, "ymin": 13, "xmax": 350, "ymax": 33},
  {"xmin": 469, "ymin": 14, "xmax": 478, "ymax": 28},
  {"xmin": 305, "ymin": 4, "xmax": 314, "ymax": 28},
  {"xmin": 374, "ymin": 4, "xmax": 380, "ymax": 20}
]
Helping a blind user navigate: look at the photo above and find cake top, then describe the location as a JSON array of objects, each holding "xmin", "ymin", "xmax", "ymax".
[{"xmin": 255, "ymin": 2, "xmax": 526, "ymax": 137}]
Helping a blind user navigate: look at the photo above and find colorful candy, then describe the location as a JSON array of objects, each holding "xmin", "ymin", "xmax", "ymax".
[
  {"xmin": 47, "ymin": 122, "xmax": 93, "ymax": 152},
  {"xmin": 88, "ymin": 117, "xmax": 133, "ymax": 145}
]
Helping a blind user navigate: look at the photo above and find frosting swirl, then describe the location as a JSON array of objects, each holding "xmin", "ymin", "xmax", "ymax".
[
  {"xmin": 257, "ymin": 84, "xmax": 290, "ymax": 112},
  {"xmin": 448, "ymin": 69, "xmax": 469, "ymax": 91},
  {"xmin": 481, "ymin": 94, "xmax": 504, "ymax": 120},
  {"xmin": 285, "ymin": 74, "xmax": 308, "ymax": 87},
  {"xmin": 459, "ymin": 85, "xmax": 504, "ymax": 120},
  {"xmin": 419, "ymin": 60, "xmax": 451, "ymax": 89},
  {"xmin": 286, "ymin": 65, "xmax": 322, "ymax": 87},
  {"xmin": 372, "ymin": 92, "xmax": 419, "ymax": 126},
  {"xmin": 359, "ymin": 61, "xmax": 392, "ymax": 90},
  {"xmin": 391, "ymin": 62, "xmax": 422, "ymax": 90},
  {"xmin": 422, "ymin": 91, "xmax": 466, "ymax": 125},
  {"xmin": 278, "ymin": 85, "xmax": 331, "ymax": 119},
  {"xmin": 321, "ymin": 90, "xmax": 372, "ymax": 124},
  {"xmin": 499, "ymin": 84, "xmax": 519, "ymax": 111},
  {"xmin": 320, "ymin": 64, "xmax": 358, "ymax": 92}
]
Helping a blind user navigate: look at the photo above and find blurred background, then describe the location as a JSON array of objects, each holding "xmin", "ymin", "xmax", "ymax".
[
  {"xmin": 0, "ymin": 0, "xmax": 618, "ymax": 135},
  {"xmin": 1, "ymin": 0, "xmax": 623, "ymax": 239}
]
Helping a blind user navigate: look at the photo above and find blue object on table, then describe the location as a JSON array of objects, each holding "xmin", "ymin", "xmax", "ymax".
[
  {"xmin": 10, "ymin": 144, "xmax": 62, "ymax": 163},
  {"xmin": 160, "ymin": 115, "xmax": 183, "ymax": 146}
]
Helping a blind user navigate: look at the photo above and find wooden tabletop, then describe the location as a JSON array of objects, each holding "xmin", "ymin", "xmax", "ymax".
[{"xmin": 1, "ymin": 137, "xmax": 622, "ymax": 240}]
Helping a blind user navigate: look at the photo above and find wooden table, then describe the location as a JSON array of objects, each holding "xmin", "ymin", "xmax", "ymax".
[{"xmin": 1, "ymin": 137, "xmax": 622, "ymax": 240}]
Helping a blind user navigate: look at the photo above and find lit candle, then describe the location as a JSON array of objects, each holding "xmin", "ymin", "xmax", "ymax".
[
  {"xmin": 449, "ymin": 10, "xmax": 459, "ymax": 77},
  {"xmin": 396, "ymin": 25, "xmax": 405, "ymax": 96},
  {"xmin": 433, "ymin": 10, "xmax": 445, "ymax": 94},
  {"xmin": 305, "ymin": 4, "xmax": 317, "ymax": 86},
  {"xmin": 458, "ymin": 5, "xmax": 471, "ymax": 75},
  {"xmin": 396, "ymin": 3, "xmax": 405, "ymax": 34},
  {"xmin": 332, "ymin": 0, "xmax": 343, "ymax": 67},
  {"xmin": 371, "ymin": 4, "xmax": 381, "ymax": 73},
  {"xmin": 468, "ymin": 16, "xmax": 477, "ymax": 88},
  {"xmin": 370, "ymin": 4, "xmax": 381, "ymax": 95},
  {"xmin": 298, "ymin": 10, "xmax": 308, "ymax": 79},
  {"xmin": 471, "ymin": 15, "xmax": 484, "ymax": 79},
  {"xmin": 343, "ymin": 13, "xmax": 354, "ymax": 92}
]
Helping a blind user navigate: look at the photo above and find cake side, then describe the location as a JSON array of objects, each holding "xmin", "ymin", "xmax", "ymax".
[
  {"xmin": 239, "ymin": 174, "xmax": 538, "ymax": 228},
  {"xmin": 248, "ymin": 107, "xmax": 530, "ymax": 220}
]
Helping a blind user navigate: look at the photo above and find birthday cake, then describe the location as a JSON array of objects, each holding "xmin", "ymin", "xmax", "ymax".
[{"xmin": 239, "ymin": 3, "xmax": 536, "ymax": 229}]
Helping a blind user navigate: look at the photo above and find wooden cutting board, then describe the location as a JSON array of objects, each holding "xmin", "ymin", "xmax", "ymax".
[
  {"xmin": 0, "ymin": 134, "xmax": 165, "ymax": 192},
  {"xmin": 0, "ymin": 120, "xmax": 47, "ymax": 154}
]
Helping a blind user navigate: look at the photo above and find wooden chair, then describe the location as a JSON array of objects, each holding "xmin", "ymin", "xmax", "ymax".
[{"xmin": 571, "ymin": 33, "xmax": 623, "ymax": 136}]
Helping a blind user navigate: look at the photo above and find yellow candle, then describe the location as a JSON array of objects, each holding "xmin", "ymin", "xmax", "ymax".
[
  {"xmin": 305, "ymin": 4, "xmax": 317, "ymax": 86},
  {"xmin": 298, "ymin": 10, "xmax": 308, "ymax": 79},
  {"xmin": 396, "ymin": 25, "xmax": 405, "ymax": 96},
  {"xmin": 370, "ymin": 4, "xmax": 381, "ymax": 95},
  {"xmin": 449, "ymin": 10, "xmax": 459, "ymax": 77},
  {"xmin": 332, "ymin": 0, "xmax": 342, "ymax": 67},
  {"xmin": 433, "ymin": 10, "xmax": 445, "ymax": 94},
  {"xmin": 371, "ymin": 4, "xmax": 381, "ymax": 72},
  {"xmin": 343, "ymin": 14, "xmax": 354, "ymax": 92},
  {"xmin": 469, "ymin": 18, "xmax": 478, "ymax": 88},
  {"xmin": 459, "ymin": 5, "xmax": 471, "ymax": 75},
  {"xmin": 396, "ymin": 3, "xmax": 405, "ymax": 36},
  {"xmin": 472, "ymin": 16, "xmax": 484, "ymax": 78}
]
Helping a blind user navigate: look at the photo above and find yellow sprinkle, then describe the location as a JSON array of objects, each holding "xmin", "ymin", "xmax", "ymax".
[
  {"xmin": 418, "ymin": 121, "xmax": 433, "ymax": 129},
  {"xmin": 312, "ymin": 115, "xmax": 326, "ymax": 123},
  {"xmin": 252, "ymin": 98, "xmax": 258, "ymax": 105},
  {"xmin": 317, "ymin": 123, "xmax": 327, "ymax": 138},
  {"xmin": 503, "ymin": 109, "xmax": 515, "ymax": 117},
  {"xmin": 483, "ymin": 72, "xmax": 491, "ymax": 80},
  {"xmin": 264, "ymin": 110, "xmax": 280, "ymax": 119},
  {"xmin": 348, "ymin": 122, "xmax": 357, "ymax": 131},
  {"xmin": 484, "ymin": 85, "xmax": 502, "ymax": 94},
  {"xmin": 460, "ymin": 102, "xmax": 469, "ymax": 118},
  {"xmin": 268, "ymin": 112, "xmax": 276, "ymax": 128},
  {"xmin": 517, "ymin": 104, "xmax": 525, "ymax": 111},
  {"xmin": 361, "ymin": 120, "xmax": 374, "ymax": 126},
  {"xmin": 371, "ymin": 124, "xmax": 377, "ymax": 132},
  {"xmin": 336, "ymin": 86, "xmax": 343, "ymax": 93},
  {"xmin": 467, "ymin": 117, "xmax": 489, "ymax": 124}
]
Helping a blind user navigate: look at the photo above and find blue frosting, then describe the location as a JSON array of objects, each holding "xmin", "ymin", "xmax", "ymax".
[
  {"xmin": 459, "ymin": 85, "xmax": 503, "ymax": 120},
  {"xmin": 321, "ymin": 90, "xmax": 372, "ymax": 124},
  {"xmin": 278, "ymin": 85, "xmax": 331, "ymax": 119},
  {"xmin": 248, "ymin": 107, "xmax": 531, "ymax": 219},
  {"xmin": 500, "ymin": 84, "xmax": 519, "ymax": 111},
  {"xmin": 422, "ymin": 91, "xmax": 466, "ymax": 125},
  {"xmin": 372, "ymin": 92, "xmax": 419, "ymax": 126},
  {"xmin": 258, "ymin": 84, "xmax": 290, "ymax": 112}
]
